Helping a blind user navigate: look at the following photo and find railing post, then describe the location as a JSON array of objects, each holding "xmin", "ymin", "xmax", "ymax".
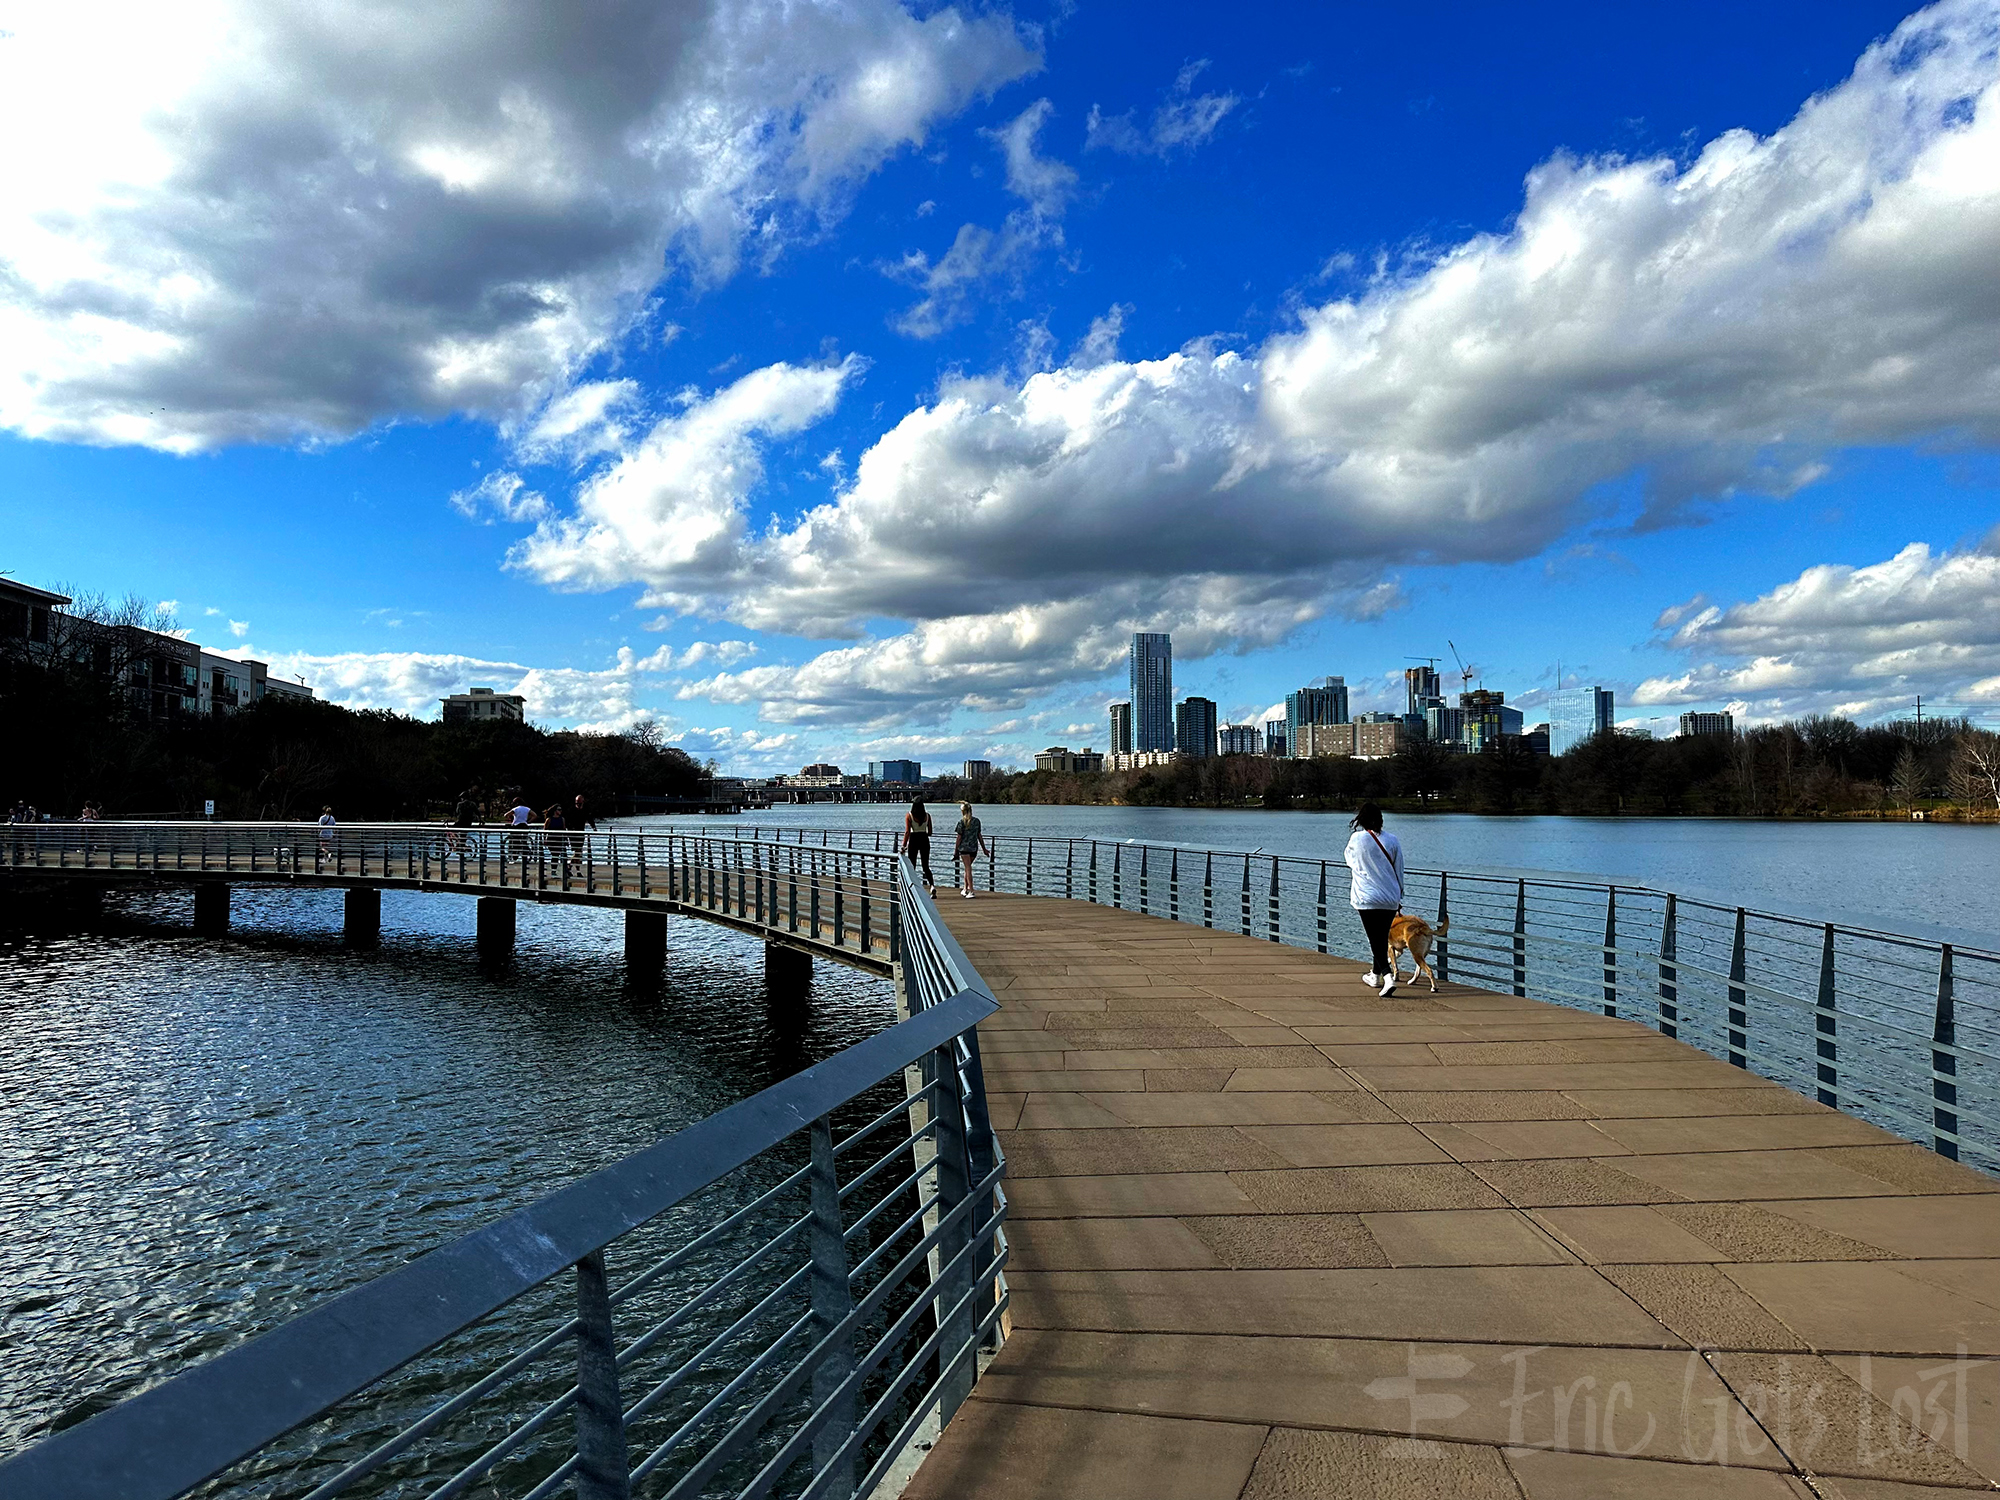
[
  {"xmin": 1065, "ymin": 839, "xmax": 1074, "ymax": 900},
  {"xmin": 789, "ymin": 849, "xmax": 799, "ymax": 933},
  {"xmin": 986, "ymin": 839, "xmax": 994, "ymax": 892},
  {"xmin": 1025, "ymin": 837, "xmax": 1033, "ymax": 897},
  {"xmin": 833, "ymin": 872, "xmax": 845, "ymax": 948},
  {"xmin": 1435, "ymin": 872, "xmax": 1449, "ymax": 983},
  {"xmin": 638, "ymin": 835, "xmax": 648, "ymax": 899},
  {"xmin": 1933, "ymin": 945, "xmax": 1958, "ymax": 1160},
  {"xmin": 1139, "ymin": 844, "xmax": 1149, "ymax": 915},
  {"xmin": 929, "ymin": 1047, "xmax": 977, "ymax": 1423},
  {"xmin": 1239, "ymin": 856, "xmax": 1250, "ymax": 936},
  {"xmin": 1511, "ymin": 879, "xmax": 1527, "ymax": 996},
  {"xmin": 1088, "ymin": 841, "xmax": 1099, "ymax": 903},
  {"xmin": 807, "ymin": 1116, "xmax": 858, "ymax": 1499},
  {"xmin": 1602, "ymin": 887, "xmax": 1618, "ymax": 1016},
  {"xmin": 1112, "ymin": 843, "xmax": 1122, "ymax": 907},
  {"xmin": 1657, "ymin": 894, "xmax": 1679, "ymax": 1038},
  {"xmin": 1203, "ymin": 852, "xmax": 1213, "ymax": 929},
  {"xmin": 1316, "ymin": 862, "xmax": 1328, "ymax": 953},
  {"xmin": 1169, "ymin": 850, "xmax": 1180, "ymax": 923},
  {"xmin": 1727, "ymin": 908, "xmax": 1749, "ymax": 1070},
  {"xmin": 1815, "ymin": 924, "xmax": 1838, "ymax": 1108},
  {"xmin": 811, "ymin": 853, "xmax": 821, "ymax": 940},
  {"xmin": 859, "ymin": 879, "xmax": 870, "ymax": 953},
  {"xmin": 1267, "ymin": 856, "xmax": 1280, "ymax": 943},
  {"xmin": 573, "ymin": 1249, "xmax": 630, "ymax": 1500}
]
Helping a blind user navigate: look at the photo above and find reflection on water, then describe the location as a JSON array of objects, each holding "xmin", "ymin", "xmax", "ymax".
[{"xmin": 0, "ymin": 885, "xmax": 893, "ymax": 1456}]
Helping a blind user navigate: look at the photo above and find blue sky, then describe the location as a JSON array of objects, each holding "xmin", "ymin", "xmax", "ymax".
[{"xmin": 3, "ymin": 0, "xmax": 1998, "ymax": 771}]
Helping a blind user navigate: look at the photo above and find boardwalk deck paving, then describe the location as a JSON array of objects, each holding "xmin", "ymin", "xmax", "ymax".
[{"xmin": 903, "ymin": 894, "xmax": 2000, "ymax": 1500}]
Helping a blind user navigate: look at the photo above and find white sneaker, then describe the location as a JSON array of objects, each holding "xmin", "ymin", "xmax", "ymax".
[
  {"xmin": 963, "ymin": 891, "xmax": 974, "ymax": 899},
  {"xmin": 1381, "ymin": 974, "xmax": 1397, "ymax": 997},
  {"xmin": 1361, "ymin": 973, "xmax": 1380, "ymax": 988}
]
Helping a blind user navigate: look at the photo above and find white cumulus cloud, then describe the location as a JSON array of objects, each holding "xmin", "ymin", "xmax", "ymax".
[
  {"xmin": 1634, "ymin": 540, "xmax": 2000, "ymax": 721},
  {"xmin": 0, "ymin": 0, "xmax": 1038, "ymax": 451},
  {"xmin": 514, "ymin": 1, "xmax": 2000, "ymax": 725}
]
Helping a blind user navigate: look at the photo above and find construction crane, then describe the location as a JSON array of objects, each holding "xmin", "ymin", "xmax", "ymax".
[{"xmin": 1447, "ymin": 640, "xmax": 1476, "ymax": 694}]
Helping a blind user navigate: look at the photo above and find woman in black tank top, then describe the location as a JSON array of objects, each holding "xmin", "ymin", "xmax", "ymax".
[{"xmin": 902, "ymin": 799, "xmax": 935, "ymax": 889}]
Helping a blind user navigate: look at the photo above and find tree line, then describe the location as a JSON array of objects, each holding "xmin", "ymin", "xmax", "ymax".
[
  {"xmin": 930, "ymin": 716, "xmax": 2000, "ymax": 819},
  {"xmin": 0, "ymin": 615, "xmax": 708, "ymax": 820}
]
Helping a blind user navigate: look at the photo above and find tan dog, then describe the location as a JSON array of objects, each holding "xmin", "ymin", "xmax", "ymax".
[{"xmin": 1387, "ymin": 914, "xmax": 1450, "ymax": 992}]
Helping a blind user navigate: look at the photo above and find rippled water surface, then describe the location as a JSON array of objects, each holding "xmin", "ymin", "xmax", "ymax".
[
  {"xmin": 690, "ymin": 807, "xmax": 2000, "ymax": 947},
  {"xmin": 0, "ymin": 885, "xmax": 893, "ymax": 1456}
]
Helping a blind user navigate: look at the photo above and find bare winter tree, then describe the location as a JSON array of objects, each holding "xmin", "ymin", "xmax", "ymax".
[
  {"xmin": 1889, "ymin": 745, "xmax": 1929, "ymax": 812},
  {"xmin": 1949, "ymin": 728, "xmax": 2000, "ymax": 815}
]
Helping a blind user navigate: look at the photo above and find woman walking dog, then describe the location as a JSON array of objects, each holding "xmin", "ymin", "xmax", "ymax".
[{"xmin": 1346, "ymin": 802, "xmax": 1405, "ymax": 996}]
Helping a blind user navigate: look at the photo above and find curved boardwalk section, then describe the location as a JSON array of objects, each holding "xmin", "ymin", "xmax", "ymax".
[{"xmin": 905, "ymin": 895, "xmax": 2000, "ymax": 1500}]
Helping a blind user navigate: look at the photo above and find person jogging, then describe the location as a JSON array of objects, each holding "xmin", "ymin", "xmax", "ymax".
[
  {"xmin": 952, "ymin": 802, "xmax": 989, "ymax": 899},
  {"xmin": 901, "ymin": 799, "xmax": 936, "ymax": 890},
  {"xmin": 1345, "ymin": 802, "xmax": 1405, "ymax": 997}
]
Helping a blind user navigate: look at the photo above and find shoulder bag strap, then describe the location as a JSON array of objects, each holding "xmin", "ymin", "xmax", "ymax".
[{"xmin": 1366, "ymin": 829, "xmax": 1403, "ymax": 910}]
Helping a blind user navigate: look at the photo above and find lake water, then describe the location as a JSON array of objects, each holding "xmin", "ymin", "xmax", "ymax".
[
  {"xmin": 677, "ymin": 807, "xmax": 2000, "ymax": 950},
  {"xmin": 0, "ymin": 885, "xmax": 894, "ymax": 1461}
]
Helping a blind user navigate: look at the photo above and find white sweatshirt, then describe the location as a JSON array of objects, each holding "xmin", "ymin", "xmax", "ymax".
[{"xmin": 1345, "ymin": 828, "xmax": 1404, "ymax": 910}]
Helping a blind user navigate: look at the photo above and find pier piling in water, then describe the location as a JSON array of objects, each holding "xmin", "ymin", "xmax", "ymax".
[
  {"xmin": 343, "ymin": 887, "xmax": 381, "ymax": 946},
  {"xmin": 192, "ymin": 882, "xmax": 230, "ymax": 936},
  {"xmin": 624, "ymin": 910, "xmax": 667, "ymax": 977},
  {"xmin": 764, "ymin": 940, "xmax": 812, "ymax": 998},
  {"xmin": 476, "ymin": 896, "xmax": 516, "ymax": 957}
]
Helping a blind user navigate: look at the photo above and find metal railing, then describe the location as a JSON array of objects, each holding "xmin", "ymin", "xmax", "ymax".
[
  {"xmin": 0, "ymin": 845, "xmax": 1007, "ymax": 1500},
  {"xmin": 686, "ymin": 822, "xmax": 2000, "ymax": 1177},
  {"xmin": 0, "ymin": 822, "xmax": 900, "ymax": 958}
]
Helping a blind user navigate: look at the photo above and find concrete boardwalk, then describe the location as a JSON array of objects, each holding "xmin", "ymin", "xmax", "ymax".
[{"xmin": 905, "ymin": 895, "xmax": 2000, "ymax": 1500}]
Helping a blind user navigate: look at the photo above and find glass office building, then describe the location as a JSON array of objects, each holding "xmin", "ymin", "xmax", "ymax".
[
  {"xmin": 1176, "ymin": 696, "xmax": 1218, "ymax": 759},
  {"xmin": 1130, "ymin": 633, "xmax": 1174, "ymax": 752},
  {"xmin": 1283, "ymin": 678, "xmax": 1348, "ymax": 759},
  {"xmin": 1547, "ymin": 686, "xmax": 1615, "ymax": 755},
  {"xmin": 1109, "ymin": 701, "xmax": 1133, "ymax": 755}
]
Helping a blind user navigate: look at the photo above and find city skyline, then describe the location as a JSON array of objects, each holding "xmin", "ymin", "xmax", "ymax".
[{"xmin": 3, "ymin": 1, "xmax": 1998, "ymax": 775}]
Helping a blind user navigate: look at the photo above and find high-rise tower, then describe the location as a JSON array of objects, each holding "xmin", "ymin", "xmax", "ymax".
[{"xmin": 1129, "ymin": 633, "xmax": 1173, "ymax": 752}]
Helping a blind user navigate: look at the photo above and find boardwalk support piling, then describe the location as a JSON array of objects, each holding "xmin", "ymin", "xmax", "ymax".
[
  {"xmin": 624, "ymin": 910, "xmax": 667, "ymax": 977},
  {"xmin": 343, "ymin": 886, "xmax": 381, "ymax": 947},
  {"xmin": 193, "ymin": 882, "xmax": 230, "ymax": 936},
  {"xmin": 476, "ymin": 895, "xmax": 516, "ymax": 957},
  {"xmin": 766, "ymin": 941, "xmax": 813, "ymax": 996}
]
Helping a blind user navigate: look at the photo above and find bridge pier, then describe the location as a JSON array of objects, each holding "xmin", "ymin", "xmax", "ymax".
[
  {"xmin": 344, "ymin": 887, "xmax": 382, "ymax": 947},
  {"xmin": 476, "ymin": 896, "xmax": 516, "ymax": 958},
  {"xmin": 193, "ymin": 882, "xmax": 230, "ymax": 936},
  {"xmin": 624, "ymin": 910, "xmax": 667, "ymax": 978},
  {"xmin": 764, "ymin": 941, "xmax": 812, "ymax": 999}
]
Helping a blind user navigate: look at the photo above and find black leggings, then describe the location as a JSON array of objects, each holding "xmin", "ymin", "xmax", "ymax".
[
  {"xmin": 905, "ymin": 833, "xmax": 934, "ymax": 885},
  {"xmin": 1359, "ymin": 908, "xmax": 1397, "ymax": 976}
]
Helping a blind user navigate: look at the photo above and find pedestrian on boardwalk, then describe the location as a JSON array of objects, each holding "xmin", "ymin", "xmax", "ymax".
[
  {"xmin": 543, "ymin": 803, "xmax": 569, "ymax": 875},
  {"xmin": 78, "ymin": 802, "xmax": 100, "ymax": 822},
  {"xmin": 317, "ymin": 806, "xmax": 337, "ymax": 842},
  {"xmin": 1345, "ymin": 802, "xmax": 1405, "ymax": 997},
  {"xmin": 448, "ymin": 789, "xmax": 476, "ymax": 853},
  {"xmin": 572, "ymin": 793, "xmax": 597, "ymax": 830},
  {"xmin": 901, "ymin": 799, "xmax": 936, "ymax": 890},
  {"xmin": 952, "ymin": 802, "xmax": 988, "ymax": 899},
  {"xmin": 506, "ymin": 794, "xmax": 534, "ymax": 854}
]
